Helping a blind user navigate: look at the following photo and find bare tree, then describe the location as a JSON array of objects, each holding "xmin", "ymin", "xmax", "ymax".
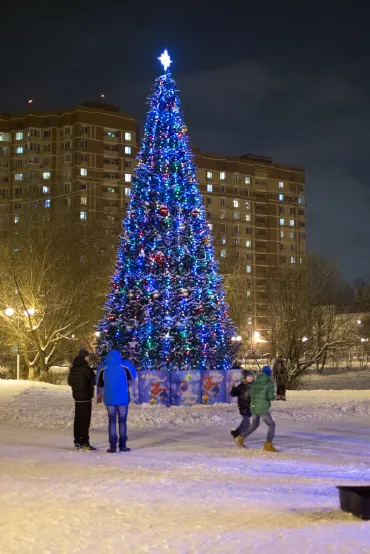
[
  {"xmin": 0, "ymin": 222, "xmax": 114, "ymax": 379},
  {"xmin": 268, "ymin": 255, "xmax": 361, "ymax": 388}
]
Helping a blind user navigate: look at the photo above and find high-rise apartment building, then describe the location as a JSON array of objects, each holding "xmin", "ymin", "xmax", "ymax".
[
  {"xmin": 0, "ymin": 102, "xmax": 137, "ymax": 237},
  {"xmin": 0, "ymin": 103, "xmax": 306, "ymax": 340}
]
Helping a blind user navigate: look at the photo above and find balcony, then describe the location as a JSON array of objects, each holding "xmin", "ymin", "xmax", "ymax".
[
  {"xmin": 104, "ymin": 162, "xmax": 119, "ymax": 172},
  {"xmin": 103, "ymin": 148, "xmax": 119, "ymax": 158}
]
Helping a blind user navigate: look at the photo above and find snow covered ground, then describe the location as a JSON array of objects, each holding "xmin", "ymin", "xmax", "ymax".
[{"xmin": 1, "ymin": 381, "xmax": 370, "ymax": 553}]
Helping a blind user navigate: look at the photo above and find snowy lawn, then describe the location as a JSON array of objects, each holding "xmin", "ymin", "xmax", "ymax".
[{"xmin": 1, "ymin": 381, "xmax": 370, "ymax": 553}]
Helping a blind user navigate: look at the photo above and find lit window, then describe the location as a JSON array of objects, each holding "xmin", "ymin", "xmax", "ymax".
[
  {"xmin": 247, "ymin": 316, "xmax": 252, "ymax": 325},
  {"xmin": 245, "ymin": 176, "xmax": 250, "ymax": 185},
  {"xmin": 16, "ymin": 146, "xmax": 23, "ymax": 154},
  {"xmin": 208, "ymin": 223, "xmax": 213, "ymax": 230},
  {"xmin": 280, "ymin": 230, "xmax": 285, "ymax": 238},
  {"xmin": 80, "ymin": 211, "xmax": 87, "ymax": 220},
  {"xmin": 15, "ymin": 132, "xmax": 23, "ymax": 141},
  {"xmin": 42, "ymin": 186, "xmax": 49, "ymax": 194},
  {"xmin": 234, "ymin": 212, "xmax": 239, "ymax": 220},
  {"xmin": 233, "ymin": 199, "xmax": 239, "ymax": 208},
  {"xmin": 246, "ymin": 240, "xmax": 251, "ymax": 248},
  {"xmin": 125, "ymin": 187, "xmax": 131, "ymax": 196},
  {"xmin": 290, "ymin": 232, "xmax": 295, "ymax": 239},
  {"xmin": 206, "ymin": 171, "xmax": 212, "ymax": 180},
  {"xmin": 221, "ymin": 249, "xmax": 227, "ymax": 258},
  {"xmin": 220, "ymin": 211, "xmax": 226, "ymax": 219},
  {"xmin": 43, "ymin": 172, "xmax": 50, "ymax": 180},
  {"xmin": 245, "ymin": 201, "xmax": 250, "ymax": 210},
  {"xmin": 81, "ymin": 196, "xmax": 87, "ymax": 206},
  {"xmin": 107, "ymin": 132, "xmax": 116, "ymax": 138},
  {"xmin": 80, "ymin": 168, "xmax": 87, "ymax": 176},
  {"xmin": 125, "ymin": 174, "xmax": 132, "ymax": 183},
  {"xmin": 125, "ymin": 132, "xmax": 132, "ymax": 141},
  {"xmin": 279, "ymin": 218, "xmax": 285, "ymax": 226},
  {"xmin": 246, "ymin": 265, "xmax": 252, "ymax": 273},
  {"xmin": 44, "ymin": 199, "xmax": 50, "ymax": 208},
  {"xmin": 0, "ymin": 133, "xmax": 9, "ymax": 142},
  {"xmin": 290, "ymin": 220, "xmax": 295, "ymax": 227},
  {"xmin": 125, "ymin": 146, "xmax": 132, "ymax": 155},
  {"xmin": 245, "ymin": 214, "xmax": 251, "ymax": 222},
  {"xmin": 279, "ymin": 194, "xmax": 284, "ymax": 201},
  {"xmin": 298, "ymin": 196, "xmax": 303, "ymax": 205},
  {"xmin": 14, "ymin": 216, "xmax": 19, "ymax": 224},
  {"xmin": 220, "ymin": 171, "xmax": 226, "ymax": 180},
  {"xmin": 290, "ymin": 256, "xmax": 296, "ymax": 264},
  {"xmin": 15, "ymin": 174, "xmax": 23, "ymax": 181},
  {"xmin": 247, "ymin": 291, "xmax": 251, "ymax": 298},
  {"xmin": 221, "ymin": 236, "xmax": 226, "ymax": 244},
  {"xmin": 279, "ymin": 181, "xmax": 284, "ymax": 189},
  {"xmin": 207, "ymin": 184, "xmax": 213, "ymax": 192}
]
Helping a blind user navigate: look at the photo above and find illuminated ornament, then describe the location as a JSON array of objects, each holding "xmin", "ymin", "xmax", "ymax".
[
  {"xmin": 152, "ymin": 250, "xmax": 165, "ymax": 265},
  {"xmin": 158, "ymin": 50, "xmax": 172, "ymax": 71},
  {"xmin": 128, "ymin": 291, "xmax": 135, "ymax": 298},
  {"xmin": 101, "ymin": 93, "xmax": 105, "ymax": 98},
  {"xmin": 159, "ymin": 204, "xmax": 169, "ymax": 217},
  {"xmin": 203, "ymin": 236, "xmax": 211, "ymax": 246},
  {"xmin": 179, "ymin": 222, "xmax": 185, "ymax": 231},
  {"xmin": 179, "ymin": 288, "xmax": 189, "ymax": 298},
  {"xmin": 140, "ymin": 249, "xmax": 145, "ymax": 258},
  {"xmin": 191, "ymin": 208, "xmax": 200, "ymax": 217},
  {"xmin": 130, "ymin": 209, "xmax": 137, "ymax": 218},
  {"xmin": 28, "ymin": 99, "xmax": 33, "ymax": 104},
  {"xmin": 153, "ymin": 290, "xmax": 160, "ymax": 299}
]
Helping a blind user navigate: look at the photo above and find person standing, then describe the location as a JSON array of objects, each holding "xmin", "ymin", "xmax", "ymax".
[
  {"xmin": 273, "ymin": 355, "xmax": 287, "ymax": 401},
  {"xmin": 97, "ymin": 347, "xmax": 137, "ymax": 453},
  {"xmin": 230, "ymin": 370, "xmax": 254, "ymax": 448},
  {"xmin": 243, "ymin": 366, "xmax": 277, "ymax": 452},
  {"xmin": 67, "ymin": 349, "xmax": 96, "ymax": 451}
]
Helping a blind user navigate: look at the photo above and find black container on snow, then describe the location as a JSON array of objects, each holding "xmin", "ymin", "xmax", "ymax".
[{"xmin": 337, "ymin": 486, "xmax": 370, "ymax": 520}]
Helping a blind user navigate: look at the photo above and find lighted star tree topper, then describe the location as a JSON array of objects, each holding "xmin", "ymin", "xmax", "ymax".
[{"xmin": 96, "ymin": 50, "xmax": 239, "ymax": 370}]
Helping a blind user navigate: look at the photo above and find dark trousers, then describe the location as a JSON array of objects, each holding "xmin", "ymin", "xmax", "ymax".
[
  {"xmin": 244, "ymin": 411, "xmax": 276, "ymax": 443},
  {"xmin": 236, "ymin": 415, "xmax": 251, "ymax": 438},
  {"xmin": 277, "ymin": 384, "xmax": 286, "ymax": 397},
  {"xmin": 74, "ymin": 401, "xmax": 92, "ymax": 445},
  {"xmin": 107, "ymin": 405, "xmax": 129, "ymax": 449}
]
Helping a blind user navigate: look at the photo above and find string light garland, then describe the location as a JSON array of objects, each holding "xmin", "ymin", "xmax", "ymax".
[{"xmin": 96, "ymin": 50, "xmax": 239, "ymax": 371}]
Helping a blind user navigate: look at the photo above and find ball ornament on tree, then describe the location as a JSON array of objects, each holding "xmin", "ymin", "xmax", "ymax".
[{"xmin": 159, "ymin": 204, "xmax": 169, "ymax": 217}]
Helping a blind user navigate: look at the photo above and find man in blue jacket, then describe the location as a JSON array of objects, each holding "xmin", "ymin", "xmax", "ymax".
[{"xmin": 97, "ymin": 347, "xmax": 137, "ymax": 453}]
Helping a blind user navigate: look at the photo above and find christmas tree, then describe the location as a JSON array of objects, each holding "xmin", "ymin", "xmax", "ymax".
[{"xmin": 97, "ymin": 50, "xmax": 239, "ymax": 370}]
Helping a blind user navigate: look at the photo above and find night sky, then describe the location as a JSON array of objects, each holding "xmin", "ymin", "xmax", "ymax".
[{"xmin": 2, "ymin": 0, "xmax": 370, "ymax": 282}]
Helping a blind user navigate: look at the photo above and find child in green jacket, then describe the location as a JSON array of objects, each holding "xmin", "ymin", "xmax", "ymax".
[{"xmin": 243, "ymin": 366, "xmax": 277, "ymax": 452}]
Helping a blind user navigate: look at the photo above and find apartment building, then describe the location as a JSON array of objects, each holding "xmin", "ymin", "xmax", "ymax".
[
  {"xmin": 195, "ymin": 151, "xmax": 306, "ymax": 341},
  {"xmin": 0, "ymin": 104, "xmax": 306, "ymax": 340},
  {"xmin": 0, "ymin": 102, "xmax": 137, "ymax": 237}
]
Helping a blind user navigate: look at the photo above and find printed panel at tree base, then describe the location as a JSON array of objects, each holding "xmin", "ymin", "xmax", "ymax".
[
  {"xmin": 226, "ymin": 369, "xmax": 242, "ymax": 403},
  {"xmin": 138, "ymin": 371, "xmax": 171, "ymax": 406},
  {"xmin": 129, "ymin": 376, "xmax": 139, "ymax": 405},
  {"xmin": 171, "ymin": 371, "xmax": 202, "ymax": 406},
  {"xmin": 202, "ymin": 370, "xmax": 226, "ymax": 404}
]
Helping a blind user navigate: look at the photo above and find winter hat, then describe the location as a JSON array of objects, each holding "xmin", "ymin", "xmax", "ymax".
[
  {"xmin": 78, "ymin": 349, "xmax": 90, "ymax": 358},
  {"xmin": 262, "ymin": 365, "xmax": 272, "ymax": 377},
  {"xmin": 242, "ymin": 369, "xmax": 254, "ymax": 379}
]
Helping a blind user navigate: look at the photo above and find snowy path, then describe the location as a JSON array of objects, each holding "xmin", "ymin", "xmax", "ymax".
[{"xmin": 1, "ymin": 383, "xmax": 370, "ymax": 553}]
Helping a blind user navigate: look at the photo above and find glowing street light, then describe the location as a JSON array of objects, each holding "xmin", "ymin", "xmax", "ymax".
[
  {"xmin": 357, "ymin": 320, "xmax": 362, "ymax": 325},
  {"xmin": 302, "ymin": 336, "xmax": 309, "ymax": 342},
  {"xmin": 5, "ymin": 307, "xmax": 14, "ymax": 317},
  {"xmin": 94, "ymin": 331, "xmax": 101, "ymax": 338},
  {"xmin": 231, "ymin": 335, "xmax": 242, "ymax": 342}
]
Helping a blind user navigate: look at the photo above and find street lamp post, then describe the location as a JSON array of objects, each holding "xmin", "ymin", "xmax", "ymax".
[{"xmin": 4, "ymin": 306, "xmax": 34, "ymax": 380}]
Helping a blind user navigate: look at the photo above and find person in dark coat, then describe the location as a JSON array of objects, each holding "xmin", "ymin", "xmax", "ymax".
[
  {"xmin": 67, "ymin": 349, "xmax": 96, "ymax": 451},
  {"xmin": 97, "ymin": 347, "xmax": 137, "ymax": 453},
  {"xmin": 273, "ymin": 355, "xmax": 287, "ymax": 400},
  {"xmin": 230, "ymin": 370, "xmax": 254, "ymax": 448}
]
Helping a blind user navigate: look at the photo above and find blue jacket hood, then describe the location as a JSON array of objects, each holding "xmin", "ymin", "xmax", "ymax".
[{"xmin": 106, "ymin": 349, "xmax": 122, "ymax": 367}]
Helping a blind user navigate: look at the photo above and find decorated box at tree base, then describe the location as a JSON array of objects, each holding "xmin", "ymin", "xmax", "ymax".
[
  {"xmin": 129, "ymin": 377, "xmax": 139, "ymax": 405},
  {"xmin": 226, "ymin": 369, "xmax": 242, "ymax": 403},
  {"xmin": 201, "ymin": 370, "xmax": 226, "ymax": 404},
  {"xmin": 138, "ymin": 371, "xmax": 171, "ymax": 406},
  {"xmin": 171, "ymin": 371, "xmax": 202, "ymax": 406}
]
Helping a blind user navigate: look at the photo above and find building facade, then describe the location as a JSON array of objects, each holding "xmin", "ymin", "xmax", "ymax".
[{"xmin": 0, "ymin": 104, "xmax": 306, "ymax": 341}]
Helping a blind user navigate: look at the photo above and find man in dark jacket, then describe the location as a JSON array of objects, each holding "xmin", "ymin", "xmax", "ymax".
[
  {"xmin": 230, "ymin": 370, "xmax": 254, "ymax": 448},
  {"xmin": 67, "ymin": 349, "xmax": 96, "ymax": 451},
  {"xmin": 273, "ymin": 355, "xmax": 287, "ymax": 401}
]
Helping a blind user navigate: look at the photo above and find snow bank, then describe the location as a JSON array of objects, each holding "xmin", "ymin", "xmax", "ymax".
[{"xmin": 1, "ymin": 380, "xmax": 370, "ymax": 430}]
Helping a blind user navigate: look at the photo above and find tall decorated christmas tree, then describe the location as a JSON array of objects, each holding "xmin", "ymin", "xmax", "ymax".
[{"xmin": 97, "ymin": 51, "xmax": 239, "ymax": 370}]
